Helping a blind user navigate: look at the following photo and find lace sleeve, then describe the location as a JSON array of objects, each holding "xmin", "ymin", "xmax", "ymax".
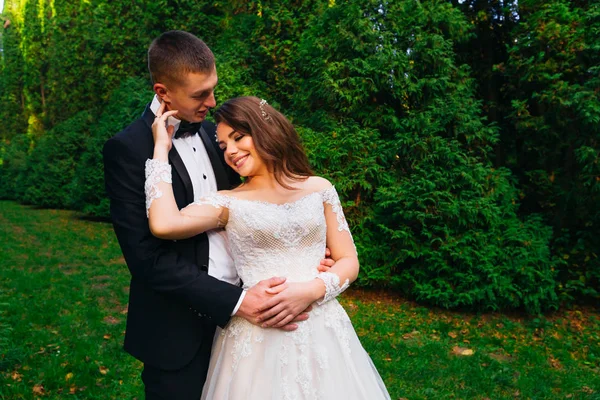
[
  {"xmin": 145, "ymin": 159, "xmax": 172, "ymax": 217},
  {"xmin": 180, "ymin": 193, "xmax": 232, "ymax": 228},
  {"xmin": 321, "ymin": 186, "xmax": 350, "ymax": 233},
  {"xmin": 184, "ymin": 192, "xmax": 232, "ymax": 210},
  {"xmin": 317, "ymin": 186, "xmax": 354, "ymax": 304}
]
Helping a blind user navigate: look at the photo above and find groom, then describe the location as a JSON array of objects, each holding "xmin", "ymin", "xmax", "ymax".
[{"xmin": 103, "ymin": 31, "xmax": 327, "ymax": 399}]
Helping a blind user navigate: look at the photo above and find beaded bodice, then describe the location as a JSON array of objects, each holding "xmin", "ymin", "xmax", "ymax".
[{"xmin": 192, "ymin": 187, "xmax": 348, "ymax": 288}]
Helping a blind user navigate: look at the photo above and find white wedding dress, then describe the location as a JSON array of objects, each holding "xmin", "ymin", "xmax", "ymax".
[{"xmin": 192, "ymin": 187, "xmax": 391, "ymax": 400}]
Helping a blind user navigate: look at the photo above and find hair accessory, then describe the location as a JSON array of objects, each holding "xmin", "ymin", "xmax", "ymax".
[{"xmin": 259, "ymin": 99, "xmax": 271, "ymax": 121}]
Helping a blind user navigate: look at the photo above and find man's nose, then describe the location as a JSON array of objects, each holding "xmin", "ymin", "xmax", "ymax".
[{"xmin": 205, "ymin": 91, "xmax": 216, "ymax": 109}]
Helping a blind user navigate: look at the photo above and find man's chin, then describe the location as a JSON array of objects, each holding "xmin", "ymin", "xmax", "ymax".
[{"xmin": 186, "ymin": 115, "xmax": 206, "ymax": 123}]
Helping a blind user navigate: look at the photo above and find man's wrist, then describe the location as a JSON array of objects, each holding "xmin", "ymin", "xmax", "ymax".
[{"xmin": 231, "ymin": 289, "xmax": 247, "ymax": 316}]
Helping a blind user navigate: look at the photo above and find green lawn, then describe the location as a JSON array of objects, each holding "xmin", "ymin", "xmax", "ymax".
[{"xmin": 0, "ymin": 201, "xmax": 598, "ymax": 399}]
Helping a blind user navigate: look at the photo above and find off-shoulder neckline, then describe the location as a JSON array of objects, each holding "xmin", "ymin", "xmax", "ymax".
[{"xmin": 213, "ymin": 185, "xmax": 335, "ymax": 208}]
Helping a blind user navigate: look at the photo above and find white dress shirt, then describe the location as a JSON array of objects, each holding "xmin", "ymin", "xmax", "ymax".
[{"xmin": 150, "ymin": 96, "xmax": 245, "ymax": 315}]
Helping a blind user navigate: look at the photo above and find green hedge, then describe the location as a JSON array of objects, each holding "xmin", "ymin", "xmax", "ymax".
[{"xmin": 1, "ymin": 0, "xmax": 597, "ymax": 311}]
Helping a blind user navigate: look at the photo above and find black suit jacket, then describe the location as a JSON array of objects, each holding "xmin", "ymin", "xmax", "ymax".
[{"xmin": 103, "ymin": 105, "xmax": 242, "ymax": 370}]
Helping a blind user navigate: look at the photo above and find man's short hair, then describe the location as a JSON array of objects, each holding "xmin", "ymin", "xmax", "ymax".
[{"xmin": 148, "ymin": 30, "xmax": 215, "ymax": 87}]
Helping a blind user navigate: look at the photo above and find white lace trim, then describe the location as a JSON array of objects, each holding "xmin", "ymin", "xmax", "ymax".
[
  {"xmin": 190, "ymin": 192, "xmax": 232, "ymax": 209},
  {"xmin": 321, "ymin": 186, "xmax": 350, "ymax": 232},
  {"xmin": 316, "ymin": 272, "xmax": 350, "ymax": 305},
  {"xmin": 144, "ymin": 159, "xmax": 172, "ymax": 217}
]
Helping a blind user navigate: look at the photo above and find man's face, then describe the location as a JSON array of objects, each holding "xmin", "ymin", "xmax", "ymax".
[{"xmin": 161, "ymin": 67, "xmax": 218, "ymax": 123}]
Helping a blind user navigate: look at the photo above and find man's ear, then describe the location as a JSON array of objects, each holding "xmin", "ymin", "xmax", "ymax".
[{"xmin": 153, "ymin": 83, "xmax": 170, "ymax": 103}]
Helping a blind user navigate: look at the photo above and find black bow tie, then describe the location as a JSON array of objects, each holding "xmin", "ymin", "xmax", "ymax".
[{"xmin": 175, "ymin": 121, "xmax": 202, "ymax": 139}]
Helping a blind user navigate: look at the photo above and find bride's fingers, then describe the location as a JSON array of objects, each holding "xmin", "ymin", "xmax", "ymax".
[
  {"xmin": 153, "ymin": 109, "xmax": 178, "ymax": 126},
  {"xmin": 255, "ymin": 295, "xmax": 283, "ymax": 313},
  {"xmin": 156, "ymin": 101, "xmax": 166, "ymax": 116},
  {"xmin": 257, "ymin": 303, "xmax": 284, "ymax": 323},
  {"xmin": 159, "ymin": 110, "xmax": 178, "ymax": 121},
  {"xmin": 262, "ymin": 310, "xmax": 290, "ymax": 328},
  {"xmin": 280, "ymin": 323, "xmax": 298, "ymax": 332},
  {"xmin": 272, "ymin": 314, "xmax": 295, "ymax": 329},
  {"xmin": 292, "ymin": 312, "xmax": 309, "ymax": 322},
  {"xmin": 265, "ymin": 283, "xmax": 288, "ymax": 295}
]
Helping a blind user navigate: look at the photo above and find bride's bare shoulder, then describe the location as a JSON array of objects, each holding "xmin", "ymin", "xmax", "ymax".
[
  {"xmin": 303, "ymin": 176, "xmax": 333, "ymax": 192},
  {"xmin": 221, "ymin": 186, "xmax": 256, "ymax": 200}
]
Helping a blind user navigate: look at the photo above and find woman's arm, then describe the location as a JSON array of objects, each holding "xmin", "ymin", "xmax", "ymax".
[
  {"xmin": 314, "ymin": 184, "xmax": 359, "ymax": 303},
  {"xmin": 146, "ymin": 107, "xmax": 226, "ymax": 240}
]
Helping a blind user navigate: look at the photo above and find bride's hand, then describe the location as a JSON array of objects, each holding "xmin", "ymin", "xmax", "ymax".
[
  {"xmin": 152, "ymin": 102, "xmax": 177, "ymax": 152},
  {"xmin": 256, "ymin": 280, "xmax": 326, "ymax": 329}
]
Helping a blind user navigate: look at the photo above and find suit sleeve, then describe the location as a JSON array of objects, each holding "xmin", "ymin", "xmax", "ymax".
[{"xmin": 103, "ymin": 136, "xmax": 243, "ymax": 327}]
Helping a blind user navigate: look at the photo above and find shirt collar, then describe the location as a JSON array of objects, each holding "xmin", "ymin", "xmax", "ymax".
[{"xmin": 150, "ymin": 95, "xmax": 182, "ymax": 135}]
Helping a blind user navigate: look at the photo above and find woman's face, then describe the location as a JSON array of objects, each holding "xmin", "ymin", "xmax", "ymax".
[{"xmin": 217, "ymin": 122, "xmax": 266, "ymax": 177}]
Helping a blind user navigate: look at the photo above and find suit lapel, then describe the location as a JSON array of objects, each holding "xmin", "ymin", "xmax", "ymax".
[
  {"xmin": 143, "ymin": 104, "xmax": 195, "ymax": 204},
  {"xmin": 169, "ymin": 147, "xmax": 195, "ymax": 205},
  {"xmin": 199, "ymin": 126, "xmax": 230, "ymax": 190}
]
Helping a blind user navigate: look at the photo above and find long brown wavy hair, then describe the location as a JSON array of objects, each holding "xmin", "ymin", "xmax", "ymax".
[{"xmin": 214, "ymin": 96, "xmax": 313, "ymax": 189}]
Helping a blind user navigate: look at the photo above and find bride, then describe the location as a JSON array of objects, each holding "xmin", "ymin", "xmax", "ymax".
[{"xmin": 145, "ymin": 96, "xmax": 391, "ymax": 399}]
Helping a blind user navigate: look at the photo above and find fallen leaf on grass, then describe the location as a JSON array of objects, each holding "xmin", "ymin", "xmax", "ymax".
[
  {"xmin": 402, "ymin": 331, "xmax": 420, "ymax": 340},
  {"xmin": 452, "ymin": 346, "xmax": 475, "ymax": 356},
  {"xmin": 548, "ymin": 356, "xmax": 562, "ymax": 370},
  {"xmin": 448, "ymin": 331, "xmax": 458, "ymax": 338},
  {"xmin": 103, "ymin": 316, "xmax": 119, "ymax": 325},
  {"xmin": 581, "ymin": 386, "xmax": 594, "ymax": 394},
  {"xmin": 11, "ymin": 371, "xmax": 23, "ymax": 381},
  {"xmin": 33, "ymin": 384, "xmax": 45, "ymax": 395},
  {"xmin": 489, "ymin": 352, "xmax": 512, "ymax": 363},
  {"xmin": 98, "ymin": 366, "xmax": 108, "ymax": 375},
  {"xmin": 65, "ymin": 372, "xmax": 73, "ymax": 381},
  {"xmin": 103, "ymin": 334, "xmax": 111, "ymax": 340}
]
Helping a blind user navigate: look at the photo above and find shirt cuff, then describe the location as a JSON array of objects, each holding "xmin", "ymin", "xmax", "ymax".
[{"xmin": 231, "ymin": 290, "xmax": 247, "ymax": 316}]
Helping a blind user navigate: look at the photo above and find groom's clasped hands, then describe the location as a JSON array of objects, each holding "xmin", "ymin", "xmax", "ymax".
[{"xmin": 235, "ymin": 251, "xmax": 335, "ymax": 331}]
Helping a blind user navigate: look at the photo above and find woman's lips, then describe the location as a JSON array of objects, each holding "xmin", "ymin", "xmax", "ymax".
[{"xmin": 232, "ymin": 154, "xmax": 249, "ymax": 169}]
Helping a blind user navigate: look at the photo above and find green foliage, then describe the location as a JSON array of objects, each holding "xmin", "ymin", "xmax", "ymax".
[
  {"xmin": 501, "ymin": 0, "xmax": 600, "ymax": 299},
  {"xmin": 19, "ymin": 110, "xmax": 95, "ymax": 208},
  {"xmin": 0, "ymin": 134, "xmax": 33, "ymax": 200},
  {"xmin": 0, "ymin": 0, "xmax": 597, "ymax": 310},
  {"xmin": 0, "ymin": 3, "xmax": 27, "ymax": 139},
  {"xmin": 290, "ymin": 0, "xmax": 559, "ymax": 312},
  {"xmin": 298, "ymin": 122, "xmax": 387, "ymax": 283},
  {"xmin": 70, "ymin": 77, "xmax": 153, "ymax": 218}
]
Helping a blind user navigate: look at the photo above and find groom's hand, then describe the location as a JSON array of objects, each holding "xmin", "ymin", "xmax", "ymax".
[
  {"xmin": 256, "ymin": 280, "xmax": 325, "ymax": 329},
  {"xmin": 235, "ymin": 277, "xmax": 304, "ymax": 331}
]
